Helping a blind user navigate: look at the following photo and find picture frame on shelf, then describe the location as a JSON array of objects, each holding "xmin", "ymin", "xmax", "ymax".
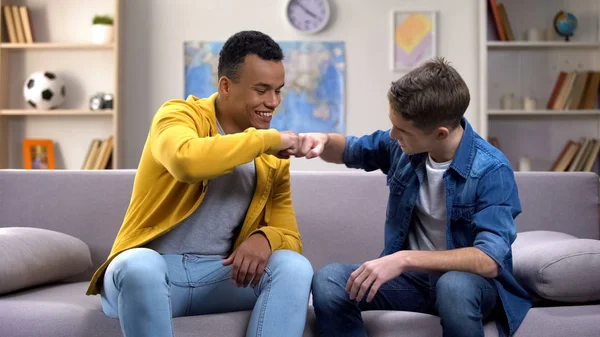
[
  {"xmin": 22, "ymin": 138, "xmax": 55, "ymax": 169},
  {"xmin": 391, "ymin": 10, "xmax": 437, "ymax": 71}
]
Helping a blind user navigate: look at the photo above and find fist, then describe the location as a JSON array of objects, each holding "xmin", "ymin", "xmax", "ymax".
[
  {"xmin": 274, "ymin": 131, "xmax": 298, "ymax": 159},
  {"xmin": 296, "ymin": 133, "xmax": 328, "ymax": 159}
]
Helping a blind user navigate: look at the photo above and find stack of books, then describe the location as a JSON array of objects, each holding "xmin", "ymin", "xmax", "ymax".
[
  {"xmin": 546, "ymin": 71, "xmax": 600, "ymax": 110},
  {"xmin": 551, "ymin": 137, "xmax": 600, "ymax": 172},
  {"xmin": 81, "ymin": 136, "xmax": 113, "ymax": 170},
  {"xmin": 2, "ymin": 5, "xmax": 33, "ymax": 43}
]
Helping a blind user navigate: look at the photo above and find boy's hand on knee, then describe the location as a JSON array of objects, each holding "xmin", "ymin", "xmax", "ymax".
[
  {"xmin": 223, "ymin": 233, "xmax": 272, "ymax": 288},
  {"xmin": 346, "ymin": 253, "xmax": 406, "ymax": 303}
]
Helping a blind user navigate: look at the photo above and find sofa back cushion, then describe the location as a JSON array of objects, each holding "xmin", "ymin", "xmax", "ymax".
[
  {"xmin": 0, "ymin": 170, "xmax": 598, "ymax": 278},
  {"xmin": 292, "ymin": 171, "xmax": 600, "ymax": 270},
  {"xmin": 0, "ymin": 170, "xmax": 134, "ymax": 281}
]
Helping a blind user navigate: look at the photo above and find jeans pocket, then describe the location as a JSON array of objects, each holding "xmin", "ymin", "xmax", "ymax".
[
  {"xmin": 184, "ymin": 255, "xmax": 232, "ymax": 287},
  {"xmin": 162, "ymin": 254, "xmax": 190, "ymax": 287}
]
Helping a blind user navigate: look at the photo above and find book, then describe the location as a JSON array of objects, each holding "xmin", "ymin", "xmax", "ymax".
[
  {"xmin": 2, "ymin": 6, "xmax": 17, "ymax": 43},
  {"xmin": 552, "ymin": 140, "xmax": 580, "ymax": 171},
  {"xmin": 497, "ymin": 3, "xmax": 515, "ymax": 41},
  {"xmin": 10, "ymin": 6, "xmax": 25, "ymax": 43},
  {"xmin": 488, "ymin": 0, "xmax": 506, "ymax": 41},
  {"xmin": 547, "ymin": 72, "xmax": 567, "ymax": 109},
  {"xmin": 18, "ymin": 6, "xmax": 33, "ymax": 43},
  {"xmin": 82, "ymin": 139, "xmax": 102, "ymax": 170},
  {"xmin": 579, "ymin": 72, "xmax": 600, "ymax": 109}
]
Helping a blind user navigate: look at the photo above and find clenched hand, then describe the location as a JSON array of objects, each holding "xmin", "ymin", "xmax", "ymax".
[
  {"xmin": 295, "ymin": 133, "xmax": 328, "ymax": 159},
  {"xmin": 223, "ymin": 233, "xmax": 272, "ymax": 288},
  {"xmin": 273, "ymin": 131, "xmax": 299, "ymax": 159}
]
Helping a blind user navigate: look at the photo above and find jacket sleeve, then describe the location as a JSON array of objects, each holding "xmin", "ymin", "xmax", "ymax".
[
  {"xmin": 471, "ymin": 164, "xmax": 522, "ymax": 276},
  {"xmin": 150, "ymin": 99, "xmax": 282, "ymax": 183},
  {"xmin": 342, "ymin": 129, "xmax": 395, "ymax": 174},
  {"xmin": 252, "ymin": 160, "xmax": 302, "ymax": 254}
]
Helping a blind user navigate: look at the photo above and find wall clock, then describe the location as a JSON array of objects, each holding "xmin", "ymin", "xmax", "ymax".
[{"xmin": 285, "ymin": 0, "xmax": 331, "ymax": 34}]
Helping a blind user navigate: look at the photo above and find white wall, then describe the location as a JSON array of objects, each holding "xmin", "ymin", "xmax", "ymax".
[{"xmin": 121, "ymin": 0, "xmax": 481, "ymax": 170}]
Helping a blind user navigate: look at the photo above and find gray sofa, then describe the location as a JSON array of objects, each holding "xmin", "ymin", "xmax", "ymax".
[{"xmin": 1, "ymin": 169, "xmax": 599, "ymax": 337}]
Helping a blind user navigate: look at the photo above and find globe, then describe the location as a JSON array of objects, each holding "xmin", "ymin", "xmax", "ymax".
[{"xmin": 553, "ymin": 11, "xmax": 577, "ymax": 41}]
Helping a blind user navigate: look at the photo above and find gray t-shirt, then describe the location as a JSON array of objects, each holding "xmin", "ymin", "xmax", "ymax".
[
  {"xmin": 407, "ymin": 154, "xmax": 452, "ymax": 251},
  {"xmin": 145, "ymin": 119, "xmax": 256, "ymax": 257}
]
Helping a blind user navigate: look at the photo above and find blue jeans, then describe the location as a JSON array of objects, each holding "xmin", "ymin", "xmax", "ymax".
[
  {"xmin": 312, "ymin": 263, "xmax": 498, "ymax": 337},
  {"xmin": 100, "ymin": 248, "xmax": 313, "ymax": 337}
]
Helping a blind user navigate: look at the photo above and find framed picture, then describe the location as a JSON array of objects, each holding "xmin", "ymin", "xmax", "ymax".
[
  {"xmin": 22, "ymin": 139, "xmax": 55, "ymax": 169},
  {"xmin": 391, "ymin": 10, "xmax": 437, "ymax": 71}
]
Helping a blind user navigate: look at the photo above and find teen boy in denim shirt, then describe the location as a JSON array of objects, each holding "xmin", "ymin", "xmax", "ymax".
[{"xmin": 293, "ymin": 57, "xmax": 532, "ymax": 337}]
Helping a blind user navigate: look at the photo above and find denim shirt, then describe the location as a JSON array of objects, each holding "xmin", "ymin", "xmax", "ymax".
[{"xmin": 342, "ymin": 118, "xmax": 532, "ymax": 337}]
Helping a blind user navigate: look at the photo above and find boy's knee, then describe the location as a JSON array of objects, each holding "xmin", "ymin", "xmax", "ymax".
[
  {"xmin": 109, "ymin": 248, "xmax": 168, "ymax": 288},
  {"xmin": 312, "ymin": 263, "xmax": 353, "ymax": 307},
  {"xmin": 435, "ymin": 271, "xmax": 484, "ymax": 316},
  {"xmin": 313, "ymin": 263, "xmax": 347, "ymax": 288},
  {"xmin": 269, "ymin": 250, "xmax": 314, "ymax": 283}
]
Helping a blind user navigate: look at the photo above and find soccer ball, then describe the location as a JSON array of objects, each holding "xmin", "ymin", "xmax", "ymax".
[{"xmin": 23, "ymin": 71, "xmax": 66, "ymax": 110}]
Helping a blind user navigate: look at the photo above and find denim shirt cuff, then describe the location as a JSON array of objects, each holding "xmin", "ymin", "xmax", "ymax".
[
  {"xmin": 475, "ymin": 243, "xmax": 506, "ymax": 276},
  {"xmin": 341, "ymin": 135, "xmax": 358, "ymax": 166}
]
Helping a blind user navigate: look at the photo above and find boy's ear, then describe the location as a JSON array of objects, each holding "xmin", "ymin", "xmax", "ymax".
[
  {"xmin": 436, "ymin": 127, "xmax": 450, "ymax": 140},
  {"xmin": 218, "ymin": 76, "xmax": 232, "ymax": 96}
]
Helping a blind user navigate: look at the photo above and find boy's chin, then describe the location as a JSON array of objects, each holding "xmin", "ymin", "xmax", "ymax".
[{"xmin": 251, "ymin": 124, "xmax": 271, "ymax": 130}]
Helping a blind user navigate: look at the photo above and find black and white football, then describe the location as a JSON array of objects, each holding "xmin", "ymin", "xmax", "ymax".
[{"xmin": 23, "ymin": 71, "xmax": 66, "ymax": 110}]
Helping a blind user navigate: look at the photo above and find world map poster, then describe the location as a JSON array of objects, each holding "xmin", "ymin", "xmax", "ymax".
[{"xmin": 184, "ymin": 41, "xmax": 346, "ymax": 134}]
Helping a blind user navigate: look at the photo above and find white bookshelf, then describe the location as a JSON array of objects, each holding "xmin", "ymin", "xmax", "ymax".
[
  {"xmin": 0, "ymin": 0, "xmax": 120, "ymax": 169},
  {"xmin": 0, "ymin": 42, "xmax": 115, "ymax": 49},
  {"xmin": 487, "ymin": 41, "xmax": 600, "ymax": 48},
  {"xmin": 489, "ymin": 109, "xmax": 600, "ymax": 116},
  {"xmin": 479, "ymin": 0, "xmax": 600, "ymax": 171},
  {"xmin": 0, "ymin": 109, "xmax": 115, "ymax": 116}
]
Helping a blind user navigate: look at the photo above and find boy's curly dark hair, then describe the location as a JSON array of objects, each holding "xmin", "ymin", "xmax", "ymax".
[{"xmin": 218, "ymin": 31, "xmax": 284, "ymax": 81}]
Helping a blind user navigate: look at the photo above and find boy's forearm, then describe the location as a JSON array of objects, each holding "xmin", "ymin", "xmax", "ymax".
[
  {"xmin": 320, "ymin": 133, "xmax": 346, "ymax": 164},
  {"xmin": 394, "ymin": 247, "xmax": 499, "ymax": 278},
  {"xmin": 153, "ymin": 125, "xmax": 281, "ymax": 183}
]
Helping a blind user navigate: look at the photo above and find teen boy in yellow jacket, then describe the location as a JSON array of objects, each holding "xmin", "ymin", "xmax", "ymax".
[{"xmin": 86, "ymin": 31, "xmax": 313, "ymax": 337}]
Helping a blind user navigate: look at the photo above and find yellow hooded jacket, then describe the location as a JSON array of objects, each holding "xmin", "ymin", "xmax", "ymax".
[{"xmin": 86, "ymin": 93, "xmax": 302, "ymax": 295}]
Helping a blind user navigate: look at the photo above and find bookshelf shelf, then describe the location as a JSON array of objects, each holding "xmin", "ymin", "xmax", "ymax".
[
  {"xmin": 0, "ymin": 0, "xmax": 121, "ymax": 170},
  {"xmin": 0, "ymin": 109, "xmax": 115, "ymax": 116},
  {"xmin": 481, "ymin": 0, "xmax": 600, "ymax": 173},
  {"xmin": 487, "ymin": 41, "xmax": 600, "ymax": 49},
  {"xmin": 0, "ymin": 42, "xmax": 114, "ymax": 50},
  {"xmin": 488, "ymin": 109, "xmax": 600, "ymax": 116}
]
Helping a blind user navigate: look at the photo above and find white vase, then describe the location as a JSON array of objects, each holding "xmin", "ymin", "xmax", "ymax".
[{"xmin": 91, "ymin": 24, "xmax": 114, "ymax": 44}]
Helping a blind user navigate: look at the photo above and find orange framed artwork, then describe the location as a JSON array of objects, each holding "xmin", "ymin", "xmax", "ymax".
[{"xmin": 22, "ymin": 139, "xmax": 56, "ymax": 169}]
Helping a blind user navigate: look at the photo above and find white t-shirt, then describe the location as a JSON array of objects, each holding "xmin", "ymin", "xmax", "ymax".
[{"xmin": 407, "ymin": 154, "xmax": 452, "ymax": 251}]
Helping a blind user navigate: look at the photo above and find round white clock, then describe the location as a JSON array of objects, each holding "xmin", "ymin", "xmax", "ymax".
[{"xmin": 285, "ymin": 0, "xmax": 331, "ymax": 34}]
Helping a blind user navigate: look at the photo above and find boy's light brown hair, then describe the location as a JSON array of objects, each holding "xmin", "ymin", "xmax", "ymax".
[{"xmin": 387, "ymin": 57, "xmax": 470, "ymax": 132}]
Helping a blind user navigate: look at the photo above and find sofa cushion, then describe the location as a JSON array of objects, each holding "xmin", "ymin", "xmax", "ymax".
[
  {"xmin": 0, "ymin": 227, "xmax": 92, "ymax": 295},
  {"xmin": 0, "ymin": 282, "xmax": 503, "ymax": 337},
  {"xmin": 4, "ymin": 282, "xmax": 600, "ymax": 337},
  {"xmin": 512, "ymin": 230, "xmax": 600, "ymax": 303}
]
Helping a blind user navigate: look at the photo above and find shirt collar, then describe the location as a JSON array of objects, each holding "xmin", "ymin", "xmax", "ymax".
[
  {"xmin": 449, "ymin": 117, "xmax": 474, "ymax": 179},
  {"xmin": 408, "ymin": 117, "xmax": 474, "ymax": 179}
]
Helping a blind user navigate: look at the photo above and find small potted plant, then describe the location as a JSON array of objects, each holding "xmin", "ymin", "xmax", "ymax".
[{"xmin": 91, "ymin": 15, "xmax": 114, "ymax": 44}]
